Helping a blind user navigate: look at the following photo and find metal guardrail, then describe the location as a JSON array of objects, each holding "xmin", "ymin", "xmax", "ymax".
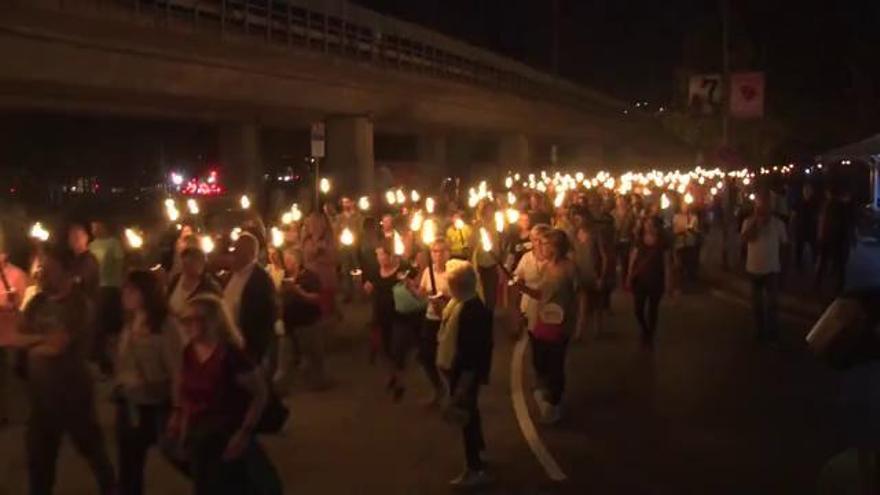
[{"xmin": 28, "ymin": 0, "xmax": 625, "ymax": 116}]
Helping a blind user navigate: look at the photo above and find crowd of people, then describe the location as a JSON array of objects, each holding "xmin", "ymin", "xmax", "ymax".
[{"xmin": 0, "ymin": 163, "xmax": 864, "ymax": 493}]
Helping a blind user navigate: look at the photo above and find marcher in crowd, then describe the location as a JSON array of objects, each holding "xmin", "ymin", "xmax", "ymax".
[
  {"xmin": 336, "ymin": 197, "xmax": 364, "ymax": 303},
  {"xmin": 672, "ymin": 199, "xmax": 701, "ymax": 289},
  {"xmin": 168, "ymin": 247, "xmax": 221, "ymax": 319},
  {"xmin": 515, "ymin": 228, "xmax": 577, "ymax": 424},
  {"xmin": 89, "ymin": 220, "xmax": 125, "ymax": 376},
  {"xmin": 301, "ymin": 212, "xmax": 339, "ymax": 320},
  {"xmin": 436, "ymin": 261, "xmax": 493, "ymax": 488},
  {"xmin": 222, "ymin": 233, "xmax": 277, "ymax": 366},
  {"xmin": 363, "ymin": 242, "xmax": 413, "ymax": 401},
  {"xmin": 572, "ymin": 220, "xmax": 608, "ymax": 340},
  {"xmin": 415, "ymin": 238, "xmax": 451, "ymax": 406},
  {"xmin": 0, "ymin": 247, "xmax": 28, "ymax": 427},
  {"xmin": 276, "ymin": 248, "xmax": 325, "ymax": 391},
  {"xmin": 513, "ymin": 224, "xmax": 551, "ymax": 337},
  {"xmin": 5, "ymin": 243, "xmax": 117, "ymax": 495},
  {"xmin": 791, "ymin": 183, "xmax": 819, "ymax": 273},
  {"xmin": 170, "ymin": 295, "xmax": 281, "ymax": 495},
  {"xmin": 115, "ymin": 270, "xmax": 182, "ymax": 495},
  {"xmin": 741, "ymin": 192, "xmax": 788, "ymax": 344},
  {"xmin": 67, "ymin": 223, "xmax": 100, "ymax": 301},
  {"xmin": 627, "ymin": 216, "xmax": 673, "ymax": 348}
]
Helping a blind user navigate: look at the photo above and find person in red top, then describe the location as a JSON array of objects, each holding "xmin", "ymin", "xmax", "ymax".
[{"xmin": 168, "ymin": 294, "xmax": 281, "ymax": 495}]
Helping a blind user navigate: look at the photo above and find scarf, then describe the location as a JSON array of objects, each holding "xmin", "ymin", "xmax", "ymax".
[{"xmin": 436, "ymin": 297, "xmax": 466, "ymax": 371}]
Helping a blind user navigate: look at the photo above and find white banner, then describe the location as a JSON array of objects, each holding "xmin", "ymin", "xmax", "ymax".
[
  {"xmin": 730, "ymin": 72, "xmax": 765, "ymax": 118},
  {"xmin": 688, "ymin": 74, "xmax": 722, "ymax": 115}
]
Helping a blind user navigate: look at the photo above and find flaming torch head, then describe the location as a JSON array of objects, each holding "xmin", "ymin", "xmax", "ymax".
[
  {"xmin": 421, "ymin": 219, "xmax": 436, "ymax": 245},
  {"xmin": 340, "ymin": 227, "xmax": 354, "ymax": 246},
  {"xmin": 393, "ymin": 231, "xmax": 405, "ymax": 256},
  {"xmin": 479, "ymin": 227, "xmax": 493, "ymax": 252},
  {"xmin": 124, "ymin": 228, "xmax": 144, "ymax": 250}
]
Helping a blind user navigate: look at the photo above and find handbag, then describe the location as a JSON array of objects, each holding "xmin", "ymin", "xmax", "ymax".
[
  {"xmin": 255, "ymin": 388, "xmax": 290, "ymax": 434},
  {"xmin": 392, "ymin": 282, "xmax": 427, "ymax": 315},
  {"xmin": 532, "ymin": 303, "xmax": 566, "ymax": 343}
]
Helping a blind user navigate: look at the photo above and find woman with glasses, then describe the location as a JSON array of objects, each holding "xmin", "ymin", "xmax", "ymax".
[{"xmin": 169, "ymin": 295, "xmax": 281, "ymax": 494}]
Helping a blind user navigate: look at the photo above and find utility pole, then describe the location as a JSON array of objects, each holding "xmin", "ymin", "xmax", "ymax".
[{"xmin": 720, "ymin": 0, "xmax": 731, "ymax": 148}]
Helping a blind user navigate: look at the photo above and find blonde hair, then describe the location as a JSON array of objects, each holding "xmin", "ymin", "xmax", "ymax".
[
  {"xmin": 446, "ymin": 261, "xmax": 477, "ymax": 300},
  {"xmin": 186, "ymin": 294, "xmax": 245, "ymax": 350}
]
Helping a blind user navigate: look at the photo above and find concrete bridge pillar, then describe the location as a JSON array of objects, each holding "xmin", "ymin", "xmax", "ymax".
[
  {"xmin": 499, "ymin": 133, "xmax": 530, "ymax": 172},
  {"xmin": 417, "ymin": 134, "xmax": 447, "ymax": 184},
  {"xmin": 219, "ymin": 120, "xmax": 262, "ymax": 195},
  {"xmin": 326, "ymin": 115, "xmax": 374, "ymax": 194}
]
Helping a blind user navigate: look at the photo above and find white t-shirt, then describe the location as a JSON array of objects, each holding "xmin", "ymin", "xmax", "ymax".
[
  {"xmin": 514, "ymin": 251, "xmax": 544, "ymax": 329},
  {"xmin": 742, "ymin": 216, "xmax": 788, "ymax": 275},
  {"xmin": 223, "ymin": 263, "xmax": 255, "ymax": 324},
  {"xmin": 168, "ymin": 281, "xmax": 190, "ymax": 318},
  {"xmin": 419, "ymin": 267, "xmax": 450, "ymax": 321}
]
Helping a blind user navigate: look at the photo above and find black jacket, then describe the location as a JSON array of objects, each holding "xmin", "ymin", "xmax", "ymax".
[
  {"xmin": 451, "ymin": 297, "xmax": 494, "ymax": 389},
  {"xmin": 233, "ymin": 266, "xmax": 277, "ymax": 363}
]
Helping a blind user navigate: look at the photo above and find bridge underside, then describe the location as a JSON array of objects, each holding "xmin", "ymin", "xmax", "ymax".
[{"xmin": 0, "ymin": 2, "xmax": 687, "ymax": 192}]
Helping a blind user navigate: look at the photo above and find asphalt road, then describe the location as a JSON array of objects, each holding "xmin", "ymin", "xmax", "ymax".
[{"xmin": 0, "ymin": 291, "xmax": 844, "ymax": 495}]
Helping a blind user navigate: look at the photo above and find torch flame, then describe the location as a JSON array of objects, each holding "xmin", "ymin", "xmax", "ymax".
[
  {"xmin": 358, "ymin": 196, "xmax": 370, "ymax": 211},
  {"xmin": 124, "ymin": 228, "xmax": 144, "ymax": 249},
  {"xmin": 240, "ymin": 195, "xmax": 251, "ymax": 210},
  {"xmin": 421, "ymin": 219, "xmax": 436, "ymax": 245},
  {"xmin": 393, "ymin": 231, "xmax": 405, "ymax": 256},
  {"xmin": 425, "ymin": 197, "xmax": 435, "ymax": 214},
  {"xmin": 494, "ymin": 211, "xmax": 505, "ymax": 233},
  {"xmin": 340, "ymin": 227, "xmax": 355, "ymax": 246},
  {"xmin": 30, "ymin": 222, "xmax": 50, "ymax": 242},
  {"xmin": 479, "ymin": 227, "xmax": 493, "ymax": 252},
  {"xmin": 410, "ymin": 211, "xmax": 424, "ymax": 232},
  {"xmin": 271, "ymin": 227, "xmax": 284, "ymax": 248},
  {"xmin": 200, "ymin": 235, "xmax": 215, "ymax": 254},
  {"xmin": 186, "ymin": 198, "xmax": 199, "ymax": 215}
]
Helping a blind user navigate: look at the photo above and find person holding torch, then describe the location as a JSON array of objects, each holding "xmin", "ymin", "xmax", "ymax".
[{"xmin": 415, "ymin": 228, "xmax": 450, "ymax": 407}]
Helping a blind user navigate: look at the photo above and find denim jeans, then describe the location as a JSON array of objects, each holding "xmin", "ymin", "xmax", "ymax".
[{"xmin": 750, "ymin": 273, "xmax": 780, "ymax": 340}]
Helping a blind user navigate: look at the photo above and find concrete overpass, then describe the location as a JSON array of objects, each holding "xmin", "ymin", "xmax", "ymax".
[{"xmin": 0, "ymin": 0, "xmax": 675, "ymax": 193}]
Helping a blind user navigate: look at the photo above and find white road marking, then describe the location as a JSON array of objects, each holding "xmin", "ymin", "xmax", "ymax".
[{"xmin": 510, "ymin": 335, "xmax": 567, "ymax": 482}]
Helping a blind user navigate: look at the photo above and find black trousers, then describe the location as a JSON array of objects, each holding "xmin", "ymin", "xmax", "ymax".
[
  {"xmin": 182, "ymin": 422, "xmax": 282, "ymax": 495},
  {"xmin": 529, "ymin": 335, "xmax": 569, "ymax": 406},
  {"xmin": 94, "ymin": 286, "xmax": 123, "ymax": 373},
  {"xmin": 390, "ymin": 312, "xmax": 421, "ymax": 371},
  {"xmin": 459, "ymin": 383, "xmax": 485, "ymax": 471},
  {"xmin": 633, "ymin": 287, "xmax": 663, "ymax": 343},
  {"xmin": 27, "ymin": 388, "xmax": 116, "ymax": 495},
  {"xmin": 478, "ymin": 266, "xmax": 498, "ymax": 313},
  {"xmin": 795, "ymin": 234, "xmax": 817, "ymax": 271},
  {"xmin": 419, "ymin": 318, "xmax": 443, "ymax": 393},
  {"xmin": 116, "ymin": 402, "xmax": 166, "ymax": 495},
  {"xmin": 616, "ymin": 242, "xmax": 632, "ymax": 282},
  {"xmin": 816, "ymin": 241, "xmax": 850, "ymax": 293}
]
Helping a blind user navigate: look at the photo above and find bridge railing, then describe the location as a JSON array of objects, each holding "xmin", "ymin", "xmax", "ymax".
[{"xmin": 28, "ymin": 0, "xmax": 625, "ymax": 116}]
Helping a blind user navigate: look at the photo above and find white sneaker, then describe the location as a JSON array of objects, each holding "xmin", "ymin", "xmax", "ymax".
[{"xmin": 449, "ymin": 469, "xmax": 492, "ymax": 489}]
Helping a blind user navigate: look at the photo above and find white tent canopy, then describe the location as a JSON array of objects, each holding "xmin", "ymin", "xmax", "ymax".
[{"xmin": 817, "ymin": 133, "xmax": 880, "ymax": 163}]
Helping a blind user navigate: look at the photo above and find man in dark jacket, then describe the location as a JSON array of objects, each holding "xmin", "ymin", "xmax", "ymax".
[
  {"xmin": 445, "ymin": 263, "xmax": 494, "ymax": 489},
  {"xmin": 223, "ymin": 233, "xmax": 277, "ymax": 366}
]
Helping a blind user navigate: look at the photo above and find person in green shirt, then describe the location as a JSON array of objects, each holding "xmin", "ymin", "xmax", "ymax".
[{"xmin": 88, "ymin": 221, "xmax": 125, "ymax": 376}]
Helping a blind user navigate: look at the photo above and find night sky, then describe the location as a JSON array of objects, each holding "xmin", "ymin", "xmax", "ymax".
[{"xmin": 356, "ymin": 0, "xmax": 880, "ymax": 155}]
